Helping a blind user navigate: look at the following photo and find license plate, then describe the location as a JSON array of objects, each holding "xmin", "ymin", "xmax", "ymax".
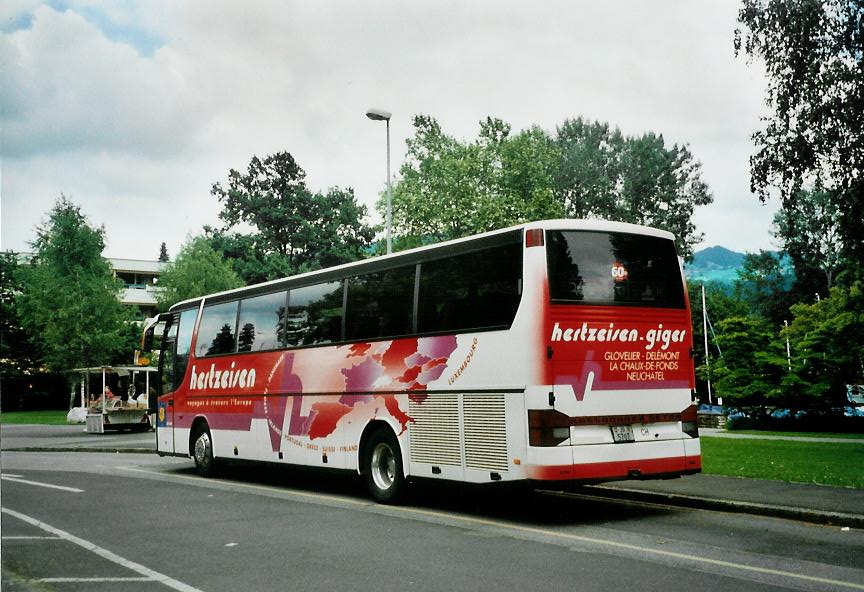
[{"xmin": 611, "ymin": 425, "xmax": 635, "ymax": 443}]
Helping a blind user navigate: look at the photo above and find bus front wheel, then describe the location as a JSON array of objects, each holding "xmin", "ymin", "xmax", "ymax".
[
  {"xmin": 192, "ymin": 424, "xmax": 216, "ymax": 477},
  {"xmin": 364, "ymin": 429, "xmax": 405, "ymax": 504}
]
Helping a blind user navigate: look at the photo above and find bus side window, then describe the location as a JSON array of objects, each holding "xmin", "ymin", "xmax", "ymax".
[
  {"xmin": 418, "ymin": 243, "xmax": 522, "ymax": 334},
  {"xmin": 174, "ymin": 309, "xmax": 195, "ymax": 385},
  {"xmin": 286, "ymin": 281, "xmax": 343, "ymax": 347},
  {"xmin": 196, "ymin": 301, "xmax": 239, "ymax": 357},
  {"xmin": 345, "ymin": 267, "xmax": 414, "ymax": 342},
  {"xmin": 237, "ymin": 291, "xmax": 287, "ymax": 352}
]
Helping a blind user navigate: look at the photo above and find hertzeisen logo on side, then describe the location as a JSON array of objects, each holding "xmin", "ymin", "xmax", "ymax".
[
  {"xmin": 189, "ymin": 362, "xmax": 257, "ymax": 391},
  {"xmin": 550, "ymin": 322, "xmax": 687, "ymax": 351}
]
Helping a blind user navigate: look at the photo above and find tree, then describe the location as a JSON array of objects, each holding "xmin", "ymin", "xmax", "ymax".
[
  {"xmin": 772, "ymin": 187, "xmax": 844, "ymax": 295},
  {"xmin": 734, "ymin": 250, "xmax": 795, "ymax": 325},
  {"xmin": 688, "ymin": 281, "xmax": 749, "ymax": 358},
  {"xmin": 553, "ymin": 118, "xmax": 625, "ymax": 220},
  {"xmin": 388, "ymin": 115, "xmax": 712, "ymax": 258},
  {"xmin": 158, "ymin": 242, "xmax": 170, "ymax": 263},
  {"xmin": 17, "ymin": 196, "xmax": 134, "ymax": 372},
  {"xmin": 389, "ymin": 115, "xmax": 569, "ymax": 242},
  {"xmin": 710, "ymin": 315, "xmax": 789, "ymax": 414},
  {"xmin": 688, "ymin": 281, "xmax": 750, "ymax": 402},
  {"xmin": 387, "ymin": 115, "xmax": 522, "ymax": 242},
  {"xmin": 616, "ymin": 133, "xmax": 712, "ymax": 259},
  {"xmin": 210, "ymin": 152, "xmax": 375, "ymax": 282},
  {"xmin": 736, "ymin": 0, "xmax": 864, "ymax": 264},
  {"xmin": 555, "ymin": 119, "xmax": 712, "ymax": 259},
  {"xmin": 204, "ymin": 229, "xmax": 290, "ymax": 285},
  {"xmin": 0, "ymin": 252, "xmax": 42, "ymax": 376},
  {"xmin": 494, "ymin": 123, "xmax": 564, "ymax": 225},
  {"xmin": 155, "ymin": 236, "xmax": 243, "ymax": 312},
  {"xmin": 784, "ymin": 280, "xmax": 864, "ymax": 409}
]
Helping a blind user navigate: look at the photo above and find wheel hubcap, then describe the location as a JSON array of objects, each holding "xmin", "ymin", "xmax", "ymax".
[
  {"xmin": 371, "ymin": 443, "xmax": 396, "ymax": 491},
  {"xmin": 195, "ymin": 432, "xmax": 211, "ymax": 465}
]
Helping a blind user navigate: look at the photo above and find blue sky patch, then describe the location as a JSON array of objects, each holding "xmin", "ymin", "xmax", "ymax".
[
  {"xmin": 1, "ymin": 11, "xmax": 34, "ymax": 33},
  {"xmin": 12, "ymin": 1, "xmax": 165, "ymax": 56}
]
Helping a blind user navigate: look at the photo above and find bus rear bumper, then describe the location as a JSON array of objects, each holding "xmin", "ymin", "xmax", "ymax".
[{"xmin": 524, "ymin": 439, "xmax": 701, "ymax": 483}]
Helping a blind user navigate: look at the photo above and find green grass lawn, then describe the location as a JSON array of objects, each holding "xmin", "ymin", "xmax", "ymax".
[
  {"xmin": 729, "ymin": 430, "xmax": 863, "ymax": 439},
  {"xmin": 701, "ymin": 436, "xmax": 864, "ymax": 488},
  {"xmin": 0, "ymin": 410, "xmax": 70, "ymax": 425}
]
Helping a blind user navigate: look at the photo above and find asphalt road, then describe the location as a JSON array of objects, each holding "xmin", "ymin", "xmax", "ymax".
[{"xmin": 2, "ymin": 450, "xmax": 863, "ymax": 592}]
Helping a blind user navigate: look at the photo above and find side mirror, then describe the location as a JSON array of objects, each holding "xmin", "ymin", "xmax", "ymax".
[{"xmin": 141, "ymin": 313, "xmax": 171, "ymax": 352}]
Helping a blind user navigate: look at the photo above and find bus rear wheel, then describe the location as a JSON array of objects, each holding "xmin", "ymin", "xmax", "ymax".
[
  {"xmin": 192, "ymin": 424, "xmax": 216, "ymax": 477},
  {"xmin": 364, "ymin": 429, "xmax": 405, "ymax": 504}
]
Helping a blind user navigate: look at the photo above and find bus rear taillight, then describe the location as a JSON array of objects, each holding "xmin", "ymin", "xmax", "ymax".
[
  {"xmin": 525, "ymin": 229, "xmax": 544, "ymax": 248},
  {"xmin": 528, "ymin": 409, "xmax": 570, "ymax": 446},
  {"xmin": 681, "ymin": 404, "xmax": 699, "ymax": 438}
]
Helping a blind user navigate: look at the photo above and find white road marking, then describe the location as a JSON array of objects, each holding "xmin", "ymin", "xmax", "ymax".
[
  {"xmin": 38, "ymin": 577, "xmax": 154, "ymax": 583},
  {"xmin": 2, "ymin": 536, "xmax": 63, "ymax": 540},
  {"xmin": 121, "ymin": 465, "xmax": 864, "ymax": 591},
  {"xmin": 34, "ymin": 578, "xmax": 156, "ymax": 584},
  {"xmin": 1, "ymin": 508, "xmax": 205, "ymax": 592},
  {"xmin": 2, "ymin": 473, "xmax": 23, "ymax": 477},
  {"xmin": 1, "ymin": 475, "xmax": 84, "ymax": 493}
]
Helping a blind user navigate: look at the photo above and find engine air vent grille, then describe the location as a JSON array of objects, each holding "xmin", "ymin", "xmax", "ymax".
[
  {"xmin": 408, "ymin": 394, "xmax": 462, "ymax": 467},
  {"xmin": 463, "ymin": 393, "xmax": 509, "ymax": 472}
]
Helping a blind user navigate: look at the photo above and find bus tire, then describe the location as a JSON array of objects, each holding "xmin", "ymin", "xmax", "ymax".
[
  {"xmin": 363, "ymin": 428, "xmax": 405, "ymax": 504},
  {"xmin": 192, "ymin": 423, "xmax": 217, "ymax": 477}
]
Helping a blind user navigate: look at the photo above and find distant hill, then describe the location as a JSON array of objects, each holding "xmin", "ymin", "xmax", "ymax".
[
  {"xmin": 684, "ymin": 246, "xmax": 794, "ymax": 287},
  {"xmin": 691, "ymin": 246, "xmax": 745, "ymax": 270},
  {"xmin": 685, "ymin": 246, "xmax": 745, "ymax": 285}
]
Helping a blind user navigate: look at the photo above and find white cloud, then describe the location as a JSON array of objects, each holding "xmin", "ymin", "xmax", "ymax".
[
  {"xmin": 2, "ymin": 0, "xmax": 777, "ymax": 260},
  {"xmin": 1, "ymin": 6, "xmax": 210, "ymax": 158}
]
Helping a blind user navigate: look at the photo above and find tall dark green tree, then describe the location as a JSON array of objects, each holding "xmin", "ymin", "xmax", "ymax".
[
  {"xmin": 554, "ymin": 118, "xmax": 625, "ymax": 220},
  {"xmin": 158, "ymin": 242, "xmax": 170, "ymax": 263},
  {"xmin": 0, "ymin": 252, "xmax": 42, "ymax": 376},
  {"xmin": 734, "ymin": 250, "xmax": 795, "ymax": 326},
  {"xmin": 736, "ymin": 0, "xmax": 864, "ymax": 265},
  {"xmin": 210, "ymin": 151, "xmax": 375, "ymax": 283},
  {"xmin": 17, "ymin": 196, "xmax": 134, "ymax": 372}
]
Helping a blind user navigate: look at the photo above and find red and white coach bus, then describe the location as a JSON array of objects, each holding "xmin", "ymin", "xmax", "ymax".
[{"xmin": 144, "ymin": 219, "xmax": 700, "ymax": 503}]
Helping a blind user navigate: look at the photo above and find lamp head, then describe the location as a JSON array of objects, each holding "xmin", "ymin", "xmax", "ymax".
[{"xmin": 365, "ymin": 108, "xmax": 391, "ymax": 121}]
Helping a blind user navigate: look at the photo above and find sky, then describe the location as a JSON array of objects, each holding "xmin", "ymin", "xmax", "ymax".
[{"xmin": 1, "ymin": 0, "xmax": 779, "ymax": 261}]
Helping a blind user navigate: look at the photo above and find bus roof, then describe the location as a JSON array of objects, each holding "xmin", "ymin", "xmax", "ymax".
[{"xmin": 169, "ymin": 219, "xmax": 677, "ymax": 312}]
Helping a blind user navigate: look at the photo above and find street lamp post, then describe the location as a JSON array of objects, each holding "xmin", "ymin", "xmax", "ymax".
[{"xmin": 366, "ymin": 108, "xmax": 392, "ymax": 254}]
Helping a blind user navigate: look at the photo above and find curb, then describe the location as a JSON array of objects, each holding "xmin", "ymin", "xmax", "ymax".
[{"xmin": 587, "ymin": 485, "xmax": 864, "ymax": 529}]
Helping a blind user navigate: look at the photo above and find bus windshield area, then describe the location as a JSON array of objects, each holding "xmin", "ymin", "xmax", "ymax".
[{"xmin": 546, "ymin": 230, "xmax": 685, "ymax": 308}]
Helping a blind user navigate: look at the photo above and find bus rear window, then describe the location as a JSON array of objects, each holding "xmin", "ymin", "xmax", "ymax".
[{"xmin": 546, "ymin": 230, "xmax": 684, "ymax": 308}]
